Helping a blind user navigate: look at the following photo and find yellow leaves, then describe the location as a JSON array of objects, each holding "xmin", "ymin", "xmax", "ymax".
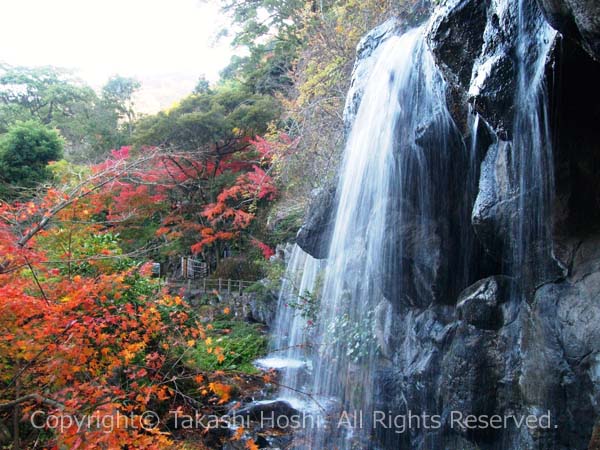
[
  {"xmin": 186, "ymin": 339, "xmax": 196, "ymax": 347},
  {"xmin": 208, "ymin": 382, "xmax": 232, "ymax": 404},
  {"xmin": 120, "ymin": 342, "xmax": 145, "ymax": 363},
  {"xmin": 223, "ymin": 307, "xmax": 231, "ymax": 315},
  {"xmin": 204, "ymin": 337, "xmax": 213, "ymax": 346},
  {"xmin": 215, "ymin": 347, "xmax": 225, "ymax": 364}
]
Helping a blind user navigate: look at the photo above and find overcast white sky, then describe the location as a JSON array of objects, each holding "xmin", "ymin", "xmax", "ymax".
[{"xmin": 0, "ymin": 0, "xmax": 235, "ymax": 87}]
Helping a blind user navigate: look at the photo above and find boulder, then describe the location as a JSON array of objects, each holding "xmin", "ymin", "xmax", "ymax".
[
  {"xmin": 295, "ymin": 185, "xmax": 336, "ymax": 259},
  {"xmin": 456, "ymin": 276, "xmax": 511, "ymax": 330},
  {"xmin": 245, "ymin": 289, "xmax": 278, "ymax": 326},
  {"xmin": 472, "ymin": 139, "xmax": 565, "ymax": 287},
  {"xmin": 537, "ymin": 0, "xmax": 600, "ymax": 61},
  {"xmin": 427, "ymin": 0, "xmax": 488, "ymax": 130},
  {"xmin": 229, "ymin": 400, "xmax": 299, "ymax": 430}
]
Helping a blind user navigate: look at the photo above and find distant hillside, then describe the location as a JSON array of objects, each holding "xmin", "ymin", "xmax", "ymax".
[{"xmin": 132, "ymin": 72, "xmax": 200, "ymax": 114}]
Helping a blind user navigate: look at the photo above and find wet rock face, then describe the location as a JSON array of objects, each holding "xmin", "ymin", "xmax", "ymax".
[
  {"xmin": 471, "ymin": 138, "xmax": 565, "ymax": 285},
  {"xmin": 295, "ymin": 185, "xmax": 336, "ymax": 259},
  {"xmin": 428, "ymin": 0, "xmax": 488, "ymax": 90},
  {"xmin": 427, "ymin": 0, "xmax": 562, "ymax": 139},
  {"xmin": 519, "ymin": 261, "xmax": 600, "ymax": 449},
  {"xmin": 427, "ymin": 0, "xmax": 520, "ymax": 136},
  {"xmin": 373, "ymin": 267, "xmax": 600, "ymax": 450},
  {"xmin": 229, "ymin": 400, "xmax": 299, "ymax": 428},
  {"xmin": 537, "ymin": 0, "xmax": 600, "ymax": 60},
  {"xmin": 344, "ymin": 18, "xmax": 402, "ymax": 131},
  {"xmin": 427, "ymin": 0, "xmax": 488, "ymax": 131},
  {"xmin": 456, "ymin": 275, "xmax": 510, "ymax": 330}
]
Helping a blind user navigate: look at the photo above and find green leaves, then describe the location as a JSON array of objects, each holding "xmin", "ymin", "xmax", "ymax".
[
  {"xmin": 0, "ymin": 65, "xmax": 133, "ymax": 162},
  {"xmin": 0, "ymin": 120, "xmax": 64, "ymax": 195},
  {"xmin": 133, "ymin": 81, "xmax": 279, "ymax": 152}
]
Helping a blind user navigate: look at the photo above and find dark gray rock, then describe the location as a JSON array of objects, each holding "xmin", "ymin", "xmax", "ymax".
[
  {"xmin": 382, "ymin": 208, "xmax": 449, "ymax": 308},
  {"xmin": 519, "ymin": 265, "xmax": 600, "ymax": 449},
  {"xmin": 428, "ymin": 0, "xmax": 488, "ymax": 90},
  {"xmin": 537, "ymin": 0, "xmax": 600, "ymax": 60},
  {"xmin": 373, "ymin": 307, "xmax": 456, "ymax": 449},
  {"xmin": 426, "ymin": 0, "xmax": 518, "ymax": 136},
  {"xmin": 427, "ymin": 0, "xmax": 488, "ymax": 130},
  {"xmin": 472, "ymin": 138, "xmax": 565, "ymax": 287},
  {"xmin": 245, "ymin": 289, "xmax": 278, "ymax": 326},
  {"xmin": 295, "ymin": 185, "xmax": 336, "ymax": 259},
  {"xmin": 457, "ymin": 276, "xmax": 511, "ymax": 330},
  {"xmin": 427, "ymin": 0, "xmax": 560, "ymax": 138},
  {"xmin": 229, "ymin": 401, "xmax": 299, "ymax": 429},
  {"xmin": 439, "ymin": 322, "xmax": 502, "ymax": 442},
  {"xmin": 471, "ymin": 140, "xmax": 518, "ymax": 255}
]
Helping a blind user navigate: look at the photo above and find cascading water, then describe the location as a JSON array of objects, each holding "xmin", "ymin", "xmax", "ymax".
[
  {"xmin": 256, "ymin": 244, "xmax": 322, "ymax": 410},
  {"xmin": 510, "ymin": 0, "xmax": 559, "ymax": 292},
  {"xmin": 264, "ymin": 1, "xmax": 562, "ymax": 448},
  {"xmin": 305, "ymin": 27, "xmax": 463, "ymax": 449}
]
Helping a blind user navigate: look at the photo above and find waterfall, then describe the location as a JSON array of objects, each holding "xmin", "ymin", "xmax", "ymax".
[
  {"xmin": 264, "ymin": 1, "xmax": 560, "ymax": 448},
  {"xmin": 256, "ymin": 244, "xmax": 322, "ymax": 411},
  {"xmin": 305, "ymin": 27, "xmax": 461, "ymax": 449},
  {"xmin": 510, "ymin": 0, "xmax": 558, "ymax": 291}
]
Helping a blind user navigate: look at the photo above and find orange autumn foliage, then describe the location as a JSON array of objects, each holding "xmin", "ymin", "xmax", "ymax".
[{"xmin": 0, "ymin": 177, "xmax": 241, "ymax": 448}]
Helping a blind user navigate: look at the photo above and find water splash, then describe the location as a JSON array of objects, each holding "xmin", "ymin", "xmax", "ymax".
[{"xmin": 256, "ymin": 244, "xmax": 322, "ymax": 410}]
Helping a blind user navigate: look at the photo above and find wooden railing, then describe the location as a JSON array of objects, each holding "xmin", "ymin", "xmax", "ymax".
[{"xmin": 168, "ymin": 278, "xmax": 257, "ymax": 296}]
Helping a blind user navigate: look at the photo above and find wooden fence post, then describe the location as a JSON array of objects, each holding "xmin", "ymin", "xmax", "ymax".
[
  {"xmin": 239, "ymin": 280, "xmax": 242, "ymax": 295},
  {"xmin": 227, "ymin": 279, "xmax": 232, "ymax": 294},
  {"xmin": 218, "ymin": 278, "xmax": 222, "ymax": 292}
]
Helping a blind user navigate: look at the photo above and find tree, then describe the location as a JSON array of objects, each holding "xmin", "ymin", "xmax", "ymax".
[
  {"xmin": 101, "ymin": 75, "xmax": 141, "ymax": 137},
  {"xmin": 193, "ymin": 75, "xmax": 211, "ymax": 94},
  {"xmin": 0, "ymin": 121, "xmax": 63, "ymax": 196},
  {"xmin": 0, "ymin": 64, "xmax": 95, "ymax": 130},
  {"xmin": 0, "ymin": 150, "xmax": 274, "ymax": 448},
  {"xmin": 133, "ymin": 80, "xmax": 279, "ymax": 153},
  {"xmin": 0, "ymin": 65, "xmax": 130, "ymax": 162}
]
